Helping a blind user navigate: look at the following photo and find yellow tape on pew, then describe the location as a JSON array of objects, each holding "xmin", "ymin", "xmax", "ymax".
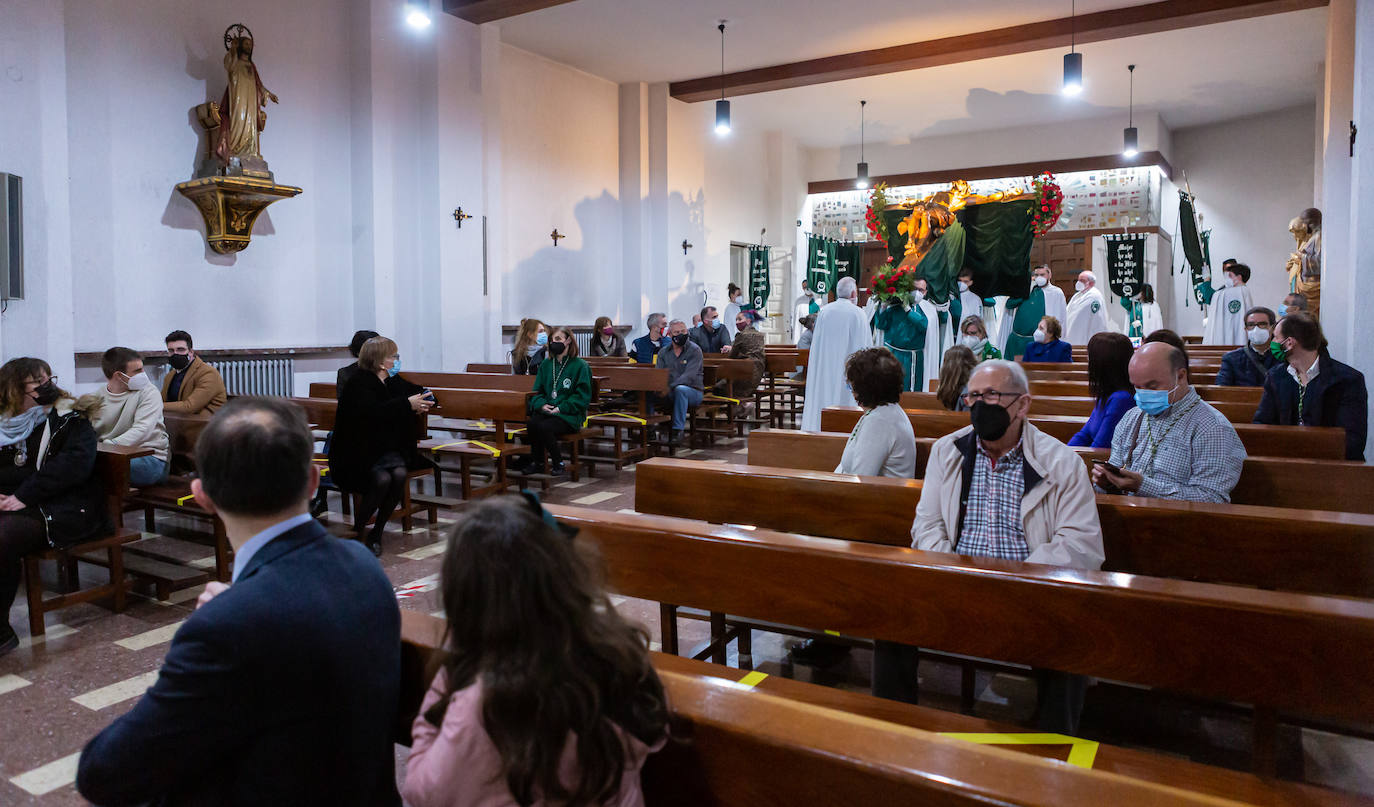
[
  {"xmin": 706, "ymin": 394, "xmax": 740, "ymax": 404},
  {"xmin": 936, "ymin": 733, "xmax": 1099, "ymax": 769},
  {"xmin": 176, "ymin": 494, "xmax": 196, "ymax": 506},
  {"xmin": 736, "ymin": 671, "xmax": 768, "ymax": 689},
  {"xmin": 430, "ymin": 440, "xmax": 502, "ymax": 458},
  {"xmin": 590, "ymin": 412, "xmax": 648, "ymax": 425}
]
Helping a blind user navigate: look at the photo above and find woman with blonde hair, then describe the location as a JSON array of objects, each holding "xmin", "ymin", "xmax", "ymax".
[
  {"xmin": 510, "ymin": 319, "xmax": 547, "ymax": 375},
  {"xmin": 935, "ymin": 345, "xmax": 978, "ymax": 411}
]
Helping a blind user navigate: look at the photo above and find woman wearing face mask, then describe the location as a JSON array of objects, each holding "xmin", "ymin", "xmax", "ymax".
[
  {"xmin": 513, "ymin": 327, "xmax": 593, "ymax": 477},
  {"xmin": 958, "ymin": 316, "xmax": 1001, "ymax": 362},
  {"xmin": 1068, "ymin": 333, "xmax": 1136, "ymax": 448},
  {"xmin": 722, "ymin": 283, "xmax": 745, "ymax": 339},
  {"xmin": 329, "ymin": 336, "xmax": 434, "ymax": 556},
  {"xmin": 589, "ymin": 316, "xmax": 627, "ymax": 357},
  {"xmin": 1254, "ymin": 311, "xmax": 1368, "ymax": 461},
  {"xmin": 0, "ymin": 358, "xmax": 107, "ymax": 656},
  {"xmin": 510, "ymin": 319, "xmax": 548, "ymax": 375},
  {"xmin": 1022, "ymin": 316, "xmax": 1072, "ymax": 363}
]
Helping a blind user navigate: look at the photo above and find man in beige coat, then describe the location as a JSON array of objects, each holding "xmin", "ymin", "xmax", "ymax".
[
  {"xmin": 160, "ymin": 330, "xmax": 227, "ymax": 415},
  {"xmin": 874, "ymin": 359, "xmax": 1104, "ymax": 733}
]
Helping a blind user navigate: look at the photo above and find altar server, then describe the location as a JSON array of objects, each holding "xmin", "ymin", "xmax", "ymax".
[
  {"xmin": 956, "ymin": 268, "xmax": 993, "ymax": 331},
  {"xmin": 1065, "ymin": 271, "xmax": 1111, "ymax": 346},
  {"xmin": 801, "ymin": 277, "xmax": 872, "ymax": 431},
  {"xmin": 873, "ymin": 278, "xmax": 942, "ymax": 393},
  {"xmin": 1034, "ymin": 265, "xmax": 1068, "ymax": 325},
  {"xmin": 794, "ymin": 279, "xmax": 820, "ymax": 339},
  {"xmin": 1203, "ymin": 263, "xmax": 1254, "ymax": 346}
]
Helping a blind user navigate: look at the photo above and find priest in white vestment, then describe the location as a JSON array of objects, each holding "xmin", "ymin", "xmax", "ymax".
[
  {"xmin": 1065, "ymin": 271, "xmax": 1111, "ymax": 346},
  {"xmin": 801, "ymin": 276, "xmax": 873, "ymax": 431},
  {"xmin": 1203, "ymin": 263, "xmax": 1255, "ymax": 346}
]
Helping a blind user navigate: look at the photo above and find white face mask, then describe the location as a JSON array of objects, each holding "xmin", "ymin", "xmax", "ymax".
[
  {"xmin": 958, "ymin": 281, "xmax": 970, "ymax": 293},
  {"xmin": 124, "ymin": 372, "xmax": 151, "ymax": 391},
  {"xmin": 1228, "ymin": 275, "xmax": 1242, "ymax": 288},
  {"xmin": 1075, "ymin": 281, "xmax": 1087, "ymax": 293},
  {"xmin": 1033, "ymin": 276, "xmax": 1048, "ymax": 288},
  {"xmin": 1033, "ymin": 328, "xmax": 1048, "ymax": 344},
  {"xmin": 961, "ymin": 334, "xmax": 985, "ymax": 351},
  {"xmin": 803, "ymin": 289, "xmax": 814, "ymax": 298},
  {"xmin": 912, "ymin": 290, "xmax": 925, "ymax": 304},
  {"xmin": 1247, "ymin": 326, "xmax": 1271, "ymax": 346}
]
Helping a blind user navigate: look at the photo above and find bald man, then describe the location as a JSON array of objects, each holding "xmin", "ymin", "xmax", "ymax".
[
  {"xmin": 1093, "ymin": 342, "xmax": 1246, "ymax": 502},
  {"xmin": 1064, "ymin": 271, "xmax": 1111, "ymax": 346}
]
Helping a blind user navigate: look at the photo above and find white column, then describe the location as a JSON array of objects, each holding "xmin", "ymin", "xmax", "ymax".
[
  {"xmin": 1319, "ymin": 0, "xmax": 1356, "ymax": 353},
  {"xmin": 618, "ymin": 82, "xmax": 649, "ymax": 328},
  {"xmin": 479, "ymin": 25, "xmax": 505, "ymax": 362},
  {"xmin": 645, "ymin": 83, "xmax": 671, "ymax": 320},
  {"xmin": 1348, "ymin": 0, "xmax": 1374, "ymax": 461}
]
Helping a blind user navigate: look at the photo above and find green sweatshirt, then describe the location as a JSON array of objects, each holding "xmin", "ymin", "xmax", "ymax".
[{"xmin": 530, "ymin": 356, "xmax": 593, "ymax": 429}]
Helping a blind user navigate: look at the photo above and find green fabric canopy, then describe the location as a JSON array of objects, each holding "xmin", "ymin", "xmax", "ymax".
[{"xmin": 955, "ymin": 199, "xmax": 1036, "ymax": 300}]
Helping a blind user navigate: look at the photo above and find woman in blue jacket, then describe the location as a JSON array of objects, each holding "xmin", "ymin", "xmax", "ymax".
[
  {"xmin": 1022, "ymin": 316, "xmax": 1073, "ymax": 363},
  {"xmin": 1069, "ymin": 332, "xmax": 1135, "ymax": 448}
]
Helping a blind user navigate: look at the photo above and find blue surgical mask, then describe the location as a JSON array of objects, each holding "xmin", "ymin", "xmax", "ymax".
[
  {"xmin": 535, "ymin": 332, "xmax": 548, "ymax": 346},
  {"xmin": 388, "ymin": 357, "xmax": 401, "ymax": 378},
  {"xmin": 1134, "ymin": 383, "xmax": 1178, "ymax": 416},
  {"xmin": 1276, "ymin": 304, "xmax": 1288, "ymax": 318}
]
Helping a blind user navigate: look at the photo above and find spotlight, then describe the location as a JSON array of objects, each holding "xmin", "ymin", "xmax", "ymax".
[
  {"xmin": 715, "ymin": 99, "xmax": 731, "ymax": 136},
  {"xmin": 405, "ymin": 3, "xmax": 432, "ymax": 29},
  {"xmin": 1062, "ymin": 52, "xmax": 1083, "ymax": 96}
]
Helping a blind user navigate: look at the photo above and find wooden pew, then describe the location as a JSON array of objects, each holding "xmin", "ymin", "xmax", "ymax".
[
  {"xmin": 635, "ymin": 457, "xmax": 1374, "ymax": 598},
  {"xmin": 583, "ymin": 365, "xmax": 671, "ymax": 468},
  {"xmin": 747, "ymin": 428, "xmax": 1374, "ymax": 515},
  {"xmin": 465, "ymin": 363, "xmax": 512, "ymax": 374},
  {"xmin": 698, "ymin": 358, "xmax": 764, "ymax": 439},
  {"xmin": 398, "ymin": 611, "xmax": 1363, "ymax": 806},
  {"xmin": 23, "ymin": 446, "xmax": 148, "ymax": 635},
  {"xmin": 819, "ymin": 407, "xmax": 1347, "ymax": 460},
  {"xmin": 418, "ymin": 388, "xmax": 532, "ymax": 500},
  {"xmin": 760, "ymin": 352, "xmax": 806, "ymax": 428},
  {"xmin": 1028, "ymin": 380, "xmax": 1262, "ymax": 405},
  {"xmin": 1027, "ymin": 359, "xmax": 1223, "ymax": 373},
  {"xmin": 546, "ymin": 506, "xmax": 1374, "ymax": 755},
  {"xmin": 310, "ymin": 374, "xmax": 536, "ymax": 399},
  {"xmin": 900, "ymin": 391, "xmax": 1258, "ymax": 422}
]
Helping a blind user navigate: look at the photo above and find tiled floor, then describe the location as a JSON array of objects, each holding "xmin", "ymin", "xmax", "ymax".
[{"xmin": 1, "ymin": 430, "xmax": 1371, "ymax": 804}]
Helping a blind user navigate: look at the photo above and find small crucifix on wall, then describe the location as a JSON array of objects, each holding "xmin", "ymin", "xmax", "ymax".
[{"xmin": 551, "ymin": 229, "xmax": 565, "ymax": 246}]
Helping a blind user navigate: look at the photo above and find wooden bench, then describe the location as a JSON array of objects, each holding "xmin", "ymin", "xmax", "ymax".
[
  {"xmin": 1026, "ymin": 359, "xmax": 1223, "ymax": 374},
  {"xmin": 398, "ymin": 611, "xmax": 1362, "ymax": 806},
  {"xmin": 23, "ymin": 445, "xmax": 148, "ymax": 636},
  {"xmin": 760, "ymin": 352, "xmax": 806, "ymax": 428},
  {"xmin": 582, "ymin": 365, "xmax": 671, "ymax": 468},
  {"xmin": 900, "ymin": 390, "xmax": 1258, "ymax": 422},
  {"xmin": 417, "ymin": 388, "xmax": 532, "ymax": 501},
  {"xmin": 747, "ymin": 428, "xmax": 1374, "ymax": 515},
  {"xmin": 464, "ymin": 363, "xmax": 513, "ymax": 374},
  {"xmin": 1027, "ymin": 380, "xmax": 1263, "ymax": 405},
  {"xmin": 697, "ymin": 358, "xmax": 764, "ymax": 440},
  {"xmin": 819, "ymin": 407, "xmax": 1347, "ymax": 460},
  {"xmin": 546, "ymin": 504, "xmax": 1374, "ymax": 772}
]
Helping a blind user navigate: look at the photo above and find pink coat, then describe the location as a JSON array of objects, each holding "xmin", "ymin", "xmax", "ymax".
[{"xmin": 403, "ymin": 671, "xmax": 661, "ymax": 807}]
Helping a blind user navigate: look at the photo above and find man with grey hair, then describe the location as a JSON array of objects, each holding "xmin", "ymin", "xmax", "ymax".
[
  {"xmin": 657, "ymin": 319, "xmax": 704, "ymax": 443},
  {"xmin": 801, "ymin": 276, "xmax": 872, "ymax": 431},
  {"xmin": 1280, "ymin": 292, "xmax": 1307, "ymax": 319},
  {"xmin": 1065, "ymin": 270, "xmax": 1110, "ymax": 345},
  {"xmin": 874, "ymin": 359, "xmax": 1104, "ymax": 732},
  {"xmin": 631, "ymin": 312, "xmax": 670, "ymax": 364},
  {"xmin": 1093, "ymin": 342, "xmax": 1246, "ymax": 502}
]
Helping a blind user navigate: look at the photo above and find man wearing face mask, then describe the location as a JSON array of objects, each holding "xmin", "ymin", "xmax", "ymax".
[
  {"xmin": 1216, "ymin": 307, "xmax": 1280, "ymax": 387},
  {"xmin": 160, "ymin": 330, "xmax": 227, "ymax": 415},
  {"xmin": 657, "ymin": 320, "xmax": 705, "ymax": 444},
  {"xmin": 872, "ymin": 277, "xmax": 938, "ymax": 394},
  {"xmin": 689, "ymin": 306, "xmax": 733, "ymax": 354},
  {"xmin": 631, "ymin": 313, "xmax": 669, "ymax": 365},
  {"xmin": 793, "ymin": 279, "xmax": 820, "ymax": 340},
  {"xmin": 86, "ymin": 347, "xmax": 170, "ymax": 487},
  {"xmin": 1278, "ymin": 293, "xmax": 1306, "ymax": 319},
  {"xmin": 1203, "ymin": 263, "xmax": 1255, "ymax": 346},
  {"xmin": 1093, "ymin": 343, "xmax": 1246, "ymax": 502},
  {"xmin": 955, "ymin": 268, "xmax": 995, "ymax": 338},
  {"xmin": 1064, "ymin": 271, "xmax": 1110, "ymax": 347},
  {"xmin": 1254, "ymin": 312, "xmax": 1367, "ymax": 461},
  {"xmin": 1033, "ymin": 264, "xmax": 1068, "ymax": 326},
  {"xmin": 876, "ymin": 360, "xmax": 1103, "ymax": 732}
]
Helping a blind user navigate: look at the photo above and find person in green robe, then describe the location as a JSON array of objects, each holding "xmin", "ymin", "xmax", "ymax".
[
  {"xmin": 996, "ymin": 285, "xmax": 1047, "ymax": 360},
  {"xmin": 873, "ymin": 294, "xmax": 930, "ymax": 393}
]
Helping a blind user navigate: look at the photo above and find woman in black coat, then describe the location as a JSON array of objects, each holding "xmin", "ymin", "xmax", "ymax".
[
  {"xmin": 328, "ymin": 337, "xmax": 434, "ymax": 556},
  {"xmin": 0, "ymin": 358, "xmax": 107, "ymax": 655}
]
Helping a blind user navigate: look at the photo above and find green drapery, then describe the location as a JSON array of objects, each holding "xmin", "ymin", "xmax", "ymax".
[
  {"xmin": 1179, "ymin": 191, "xmax": 1213, "ymax": 305},
  {"xmin": 835, "ymin": 242, "xmax": 864, "ymax": 286},
  {"xmin": 748, "ymin": 246, "xmax": 771, "ymax": 313},
  {"xmin": 806, "ymin": 236, "xmax": 837, "ymax": 297},
  {"xmin": 913, "ymin": 220, "xmax": 966, "ymax": 305},
  {"xmin": 956, "ymin": 199, "xmax": 1036, "ymax": 300}
]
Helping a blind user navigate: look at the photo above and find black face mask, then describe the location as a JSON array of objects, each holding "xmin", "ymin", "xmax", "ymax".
[
  {"xmin": 168, "ymin": 353, "xmax": 192, "ymax": 371},
  {"xmin": 672, "ymin": 333, "xmax": 689, "ymax": 347},
  {"xmin": 547, "ymin": 341, "xmax": 566, "ymax": 357},
  {"xmin": 33, "ymin": 380, "xmax": 61, "ymax": 406},
  {"xmin": 969, "ymin": 400, "xmax": 1014, "ymax": 442}
]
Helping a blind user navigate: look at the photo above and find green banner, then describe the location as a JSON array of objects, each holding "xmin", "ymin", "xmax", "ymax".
[
  {"xmin": 748, "ymin": 246, "xmax": 771, "ymax": 313},
  {"xmin": 1179, "ymin": 190, "xmax": 1212, "ymax": 305},
  {"xmin": 835, "ymin": 242, "xmax": 864, "ymax": 287},
  {"xmin": 806, "ymin": 236, "xmax": 837, "ymax": 297}
]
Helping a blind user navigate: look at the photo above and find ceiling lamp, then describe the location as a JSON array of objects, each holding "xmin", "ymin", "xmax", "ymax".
[
  {"xmin": 1062, "ymin": 0, "xmax": 1082, "ymax": 96},
  {"xmin": 715, "ymin": 22, "xmax": 731, "ymax": 136},
  {"xmin": 1123, "ymin": 64, "xmax": 1139, "ymax": 158},
  {"xmin": 856, "ymin": 100, "xmax": 869, "ymax": 189},
  {"xmin": 405, "ymin": 1, "xmax": 432, "ymax": 29}
]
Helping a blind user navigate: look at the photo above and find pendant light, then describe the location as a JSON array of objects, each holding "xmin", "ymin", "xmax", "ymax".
[
  {"xmin": 856, "ymin": 100, "xmax": 869, "ymax": 189},
  {"xmin": 1122, "ymin": 64, "xmax": 1139, "ymax": 158},
  {"xmin": 715, "ymin": 22, "xmax": 731, "ymax": 136},
  {"xmin": 1062, "ymin": 0, "xmax": 1083, "ymax": 96}
]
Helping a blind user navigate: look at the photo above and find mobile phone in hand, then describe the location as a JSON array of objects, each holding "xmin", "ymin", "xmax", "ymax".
[{"xmin": 1092, "ymin": 459, "xmax": 1124, "ymax": 494}]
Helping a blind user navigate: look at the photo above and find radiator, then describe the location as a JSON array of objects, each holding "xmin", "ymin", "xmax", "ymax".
[
  {"xmin": 209, "ymin": 357, "xmax": 295, "ymax": 397},
  {"xmin": 574, "ymin": 332, "xmax": 592, "ymax": 356}
]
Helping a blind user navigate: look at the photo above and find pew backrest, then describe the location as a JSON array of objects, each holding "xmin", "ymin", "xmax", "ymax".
[{"xmin": 465, "ymin": 363, "xmax": 513, "ymax": 374}]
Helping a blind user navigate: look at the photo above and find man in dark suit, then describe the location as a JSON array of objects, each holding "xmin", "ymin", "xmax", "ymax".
[
  {"xmin": 77, "ymin": 397, "xmax": 402, "ymax": 806},
  {"xmin": 1216, "ymin": 306, "xmax": 1281, "ymax": 387}
]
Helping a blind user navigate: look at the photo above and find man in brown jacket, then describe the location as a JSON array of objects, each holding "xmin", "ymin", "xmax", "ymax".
[{"xmin": 161, "ymin": 330, "xmax": 227, "ymax": 414}]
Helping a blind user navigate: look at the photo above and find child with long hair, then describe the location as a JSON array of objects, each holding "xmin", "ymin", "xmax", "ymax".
[{"xmin": 404, "ymin": 496, "xmax": 668, "ymax": 807}]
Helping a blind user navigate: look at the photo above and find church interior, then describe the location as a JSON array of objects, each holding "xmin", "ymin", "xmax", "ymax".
[{"xmin": 2, "ymin": 0, "xmax": 1374, "ymax": 803}]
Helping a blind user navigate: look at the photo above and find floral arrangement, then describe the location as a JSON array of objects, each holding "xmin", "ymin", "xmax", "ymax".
[
  {"xmin": 868, "ymin": 258, "xmax": 918, "ymax": 304},
  {"xmin": 1029, "ymin": 172, "xmax": 1064, "ymax": 236},
  {"xmin": 865, "ymin": 182, "xmax": 891, "ymax": 247}
]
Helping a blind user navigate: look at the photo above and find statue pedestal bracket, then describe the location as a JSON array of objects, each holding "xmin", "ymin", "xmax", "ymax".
[{"xmin": 175, "ymin": 175, "xmax": 302, "ymax": 254}]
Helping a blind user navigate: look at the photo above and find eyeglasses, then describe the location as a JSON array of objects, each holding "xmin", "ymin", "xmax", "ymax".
[{"xmin": 962, "ymin": 390, "xmax": 1023, "ymax": 406}]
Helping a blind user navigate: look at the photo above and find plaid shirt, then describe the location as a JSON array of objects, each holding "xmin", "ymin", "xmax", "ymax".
[
  {"xmin": 1105, "ymin": 388, "xmax": 1247, "ymax": 503},
  {"xmin": 956, "ymin": 438, "xmax": 1030, "ymax": 561}
]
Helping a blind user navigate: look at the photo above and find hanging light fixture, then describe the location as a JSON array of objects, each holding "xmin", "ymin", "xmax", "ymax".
[
  {"xmin": 715, "ymin": 21, "xmax": 731, "ymax": 136},
  {"xmin": 1122, "ymin": 64, "xmax": 1139, "ymax": 158},
  {"xmin": 856, "ymin": 100, "xmax": 869, "ymax": 189},
  {"xmin": 1062, "ymin": 0, "xmax": 1082, "ymax": 96},
  {"xmin": 404, "ymin": 0, "xmax": 432, "ymax": 29}
]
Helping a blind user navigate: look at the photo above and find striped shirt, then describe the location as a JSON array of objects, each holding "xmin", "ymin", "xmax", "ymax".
[{"xmin": 957, "ymin": 439, "xmax": 1030, "ymax": 561}]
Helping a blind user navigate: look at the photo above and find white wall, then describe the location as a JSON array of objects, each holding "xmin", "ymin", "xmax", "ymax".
[{"xmin": 1169, "ymin": 105, "xmax": 1317, "ymax": 335}]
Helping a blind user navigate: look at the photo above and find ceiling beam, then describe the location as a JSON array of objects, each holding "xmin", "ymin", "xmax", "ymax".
[
  {"xmin": 806, "ymin": 151, "xmax": 1174, "ymax": 195},
  {"xmin": 442, "ymin": 0, "xmax": 579, "ymax": 25},
  {"xmin": 671, "ymin": 0, "xmax": 1327, "ymax": 102}
]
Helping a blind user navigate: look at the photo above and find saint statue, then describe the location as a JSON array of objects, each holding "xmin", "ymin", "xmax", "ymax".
[
  {"xmin": 1284, "ymin": 208, "xmax": 1322, "ymax": 319},
  {"xmin": 196, "ymin": 24, "xmax": 279, "ymax": 178},
  {"xmin": 894, "ymin": 180, "xmax": 1029, "ymax": 272}
]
